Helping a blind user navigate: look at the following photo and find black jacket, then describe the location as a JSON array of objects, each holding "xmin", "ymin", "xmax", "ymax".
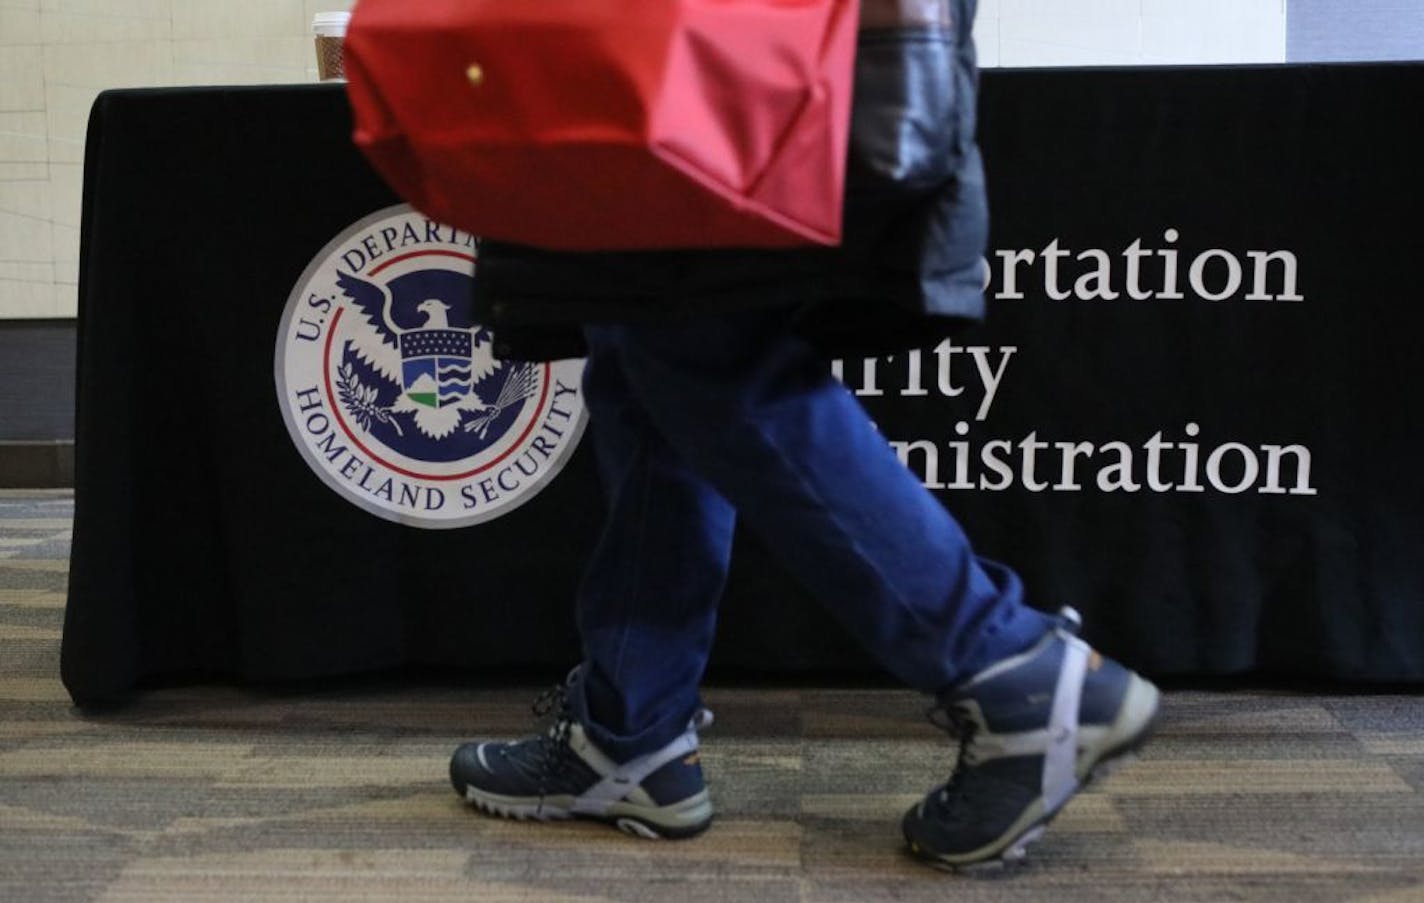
[{"xmin": 473, "ymin": 0, "xmax": 987, "ymax": 361}]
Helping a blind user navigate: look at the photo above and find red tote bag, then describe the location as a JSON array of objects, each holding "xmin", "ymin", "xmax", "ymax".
[{"xmin": 343, "ymin": 0, "xmax": 858, "ymax": 251}]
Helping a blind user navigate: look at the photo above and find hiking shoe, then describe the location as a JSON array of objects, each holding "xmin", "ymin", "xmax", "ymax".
[
  {"xmin": 450, "ymin": 683, "xmax": 714, "ymax": 839},
  {"xmin": 903, "ymin": 608, "xmax": 1159, "ymax": 871}
]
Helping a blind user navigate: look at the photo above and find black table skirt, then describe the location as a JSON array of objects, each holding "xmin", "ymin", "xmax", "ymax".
[{"xmin": 62, "ymin": 65, "xmax": 1424, "ymax": 704}]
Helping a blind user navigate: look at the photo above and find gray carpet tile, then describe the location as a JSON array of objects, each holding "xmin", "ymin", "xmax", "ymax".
[{"xmin": 1, "ymin": 491, "xmax": 1422, "ymax": 902}]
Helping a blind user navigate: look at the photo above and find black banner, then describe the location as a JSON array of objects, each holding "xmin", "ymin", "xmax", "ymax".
[
  {"xmin": 62, "ymin": 65, "xmax": 1424, "ymax": 703},
  {"xmin": 930, "ymin": 65, "xmax": 1424, "ymax": 680}
]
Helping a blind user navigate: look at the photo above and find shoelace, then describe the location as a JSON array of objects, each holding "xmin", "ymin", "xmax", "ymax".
[
  {"xmin": 530, "ymin": 682, "xmax": 576, "ymax": 807},
  {"xmin": 926, "ymin": 701, "xmax": 981, "ymax": 808}
]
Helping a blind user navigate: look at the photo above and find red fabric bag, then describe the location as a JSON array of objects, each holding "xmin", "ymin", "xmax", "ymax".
[{"xmin": 343, "ymin": 0, "xmax": 858, "ymax": 251}]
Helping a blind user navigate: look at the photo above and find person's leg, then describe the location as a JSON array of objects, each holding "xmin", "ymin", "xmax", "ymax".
[
  {"xmin": 450, "ymin": 328, "xmax": 732, "ymax": 838},
  {"xmin": 454, "ymin": 306, "xmax": 1157, "ymax": 860},
  {"xmin": 566, "ymin": 328, "xmax": 736, "ymax": 762}
]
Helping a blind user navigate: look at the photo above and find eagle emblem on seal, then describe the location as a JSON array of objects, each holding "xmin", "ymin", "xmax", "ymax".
[{"xmin": 334, "ymin": 270, "xmax": 534, "ymax": 442}]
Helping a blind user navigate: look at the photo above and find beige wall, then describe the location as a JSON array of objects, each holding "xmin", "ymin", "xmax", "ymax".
[
  {"xmin": 0, "ymin": 0, "xmax": 1285, "ymax": 320},
  {"xmin": 0, "ymin": 0, "xmax": 355, "ymax": 319}
]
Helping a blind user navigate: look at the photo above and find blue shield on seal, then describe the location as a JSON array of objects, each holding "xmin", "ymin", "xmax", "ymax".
[{"xmin": 399, "ymin": 328, "xmax": 474, "ymax": 409}]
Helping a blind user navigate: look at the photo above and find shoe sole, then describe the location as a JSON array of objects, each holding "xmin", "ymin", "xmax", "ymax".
[
  {"xmin": 458, "ymin": 784, "xmax": 715, "ymax": 840},
  {"xmin": 907, "ymin": 674, "xmax": 1161, "ymax": 872}
]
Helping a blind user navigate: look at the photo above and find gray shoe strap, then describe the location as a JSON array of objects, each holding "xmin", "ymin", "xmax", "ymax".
[
  {"xmin": 1042, "ymin": 633, "xmax": 1090, "ymax": 812},
  {"xmin": 573, "ymin": 712, "xmax": 709, "ymax": 815}
]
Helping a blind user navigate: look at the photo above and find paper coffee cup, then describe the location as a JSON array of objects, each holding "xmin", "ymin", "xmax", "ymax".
[{"xmin": 313, "ymin": 12, "xmax": 351, "ymax": 81}]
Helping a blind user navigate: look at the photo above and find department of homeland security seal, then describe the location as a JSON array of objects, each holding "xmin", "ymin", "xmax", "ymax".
[{"xmin": 275, "ymin": 205, "xmax": 586, "ymax": 529}]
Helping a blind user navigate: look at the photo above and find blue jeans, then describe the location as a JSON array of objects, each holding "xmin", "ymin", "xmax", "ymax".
[{"xmin": 567, "ymin": 307, "xmax": 1053, "ymax": 761}]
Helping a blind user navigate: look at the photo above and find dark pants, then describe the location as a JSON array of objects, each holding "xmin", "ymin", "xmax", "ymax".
[{"xmin": 568, "ymin": 307, "xmax": 1052, "ymax": 761}]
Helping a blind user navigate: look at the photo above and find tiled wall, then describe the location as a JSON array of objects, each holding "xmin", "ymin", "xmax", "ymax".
[
  {"xmin": 0, "ymin": 0, "xmax": 1287, "ymax": 320},
  {"xmin": 974, "ymin": 0, "xmax": 1286, "ymax": 68},
  {"xmin": 0, "ymin": 0, "xmax": 356, "ymax": 320}
]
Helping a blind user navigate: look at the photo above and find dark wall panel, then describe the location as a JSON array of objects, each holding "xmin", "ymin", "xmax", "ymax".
[{"xmin": 0, "ymin": 320, "xmax": 77, "ymax": 442}]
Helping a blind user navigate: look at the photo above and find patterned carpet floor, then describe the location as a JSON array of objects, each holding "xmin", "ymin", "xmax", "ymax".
[{"xmin": 2, "ymin": 490, "xmax": 1422, "ymax": 902}]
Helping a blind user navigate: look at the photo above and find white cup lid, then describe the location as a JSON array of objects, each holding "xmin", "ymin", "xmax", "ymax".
[{"xmin": 313, "ymin": 12, "xmax": 351, "ymax": 36}]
